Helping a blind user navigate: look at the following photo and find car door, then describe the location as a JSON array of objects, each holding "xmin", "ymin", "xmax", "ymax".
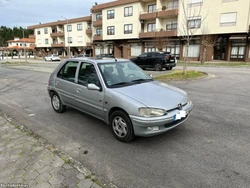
[
  {"xmin": 54, "ymin": 60, "xmax": 79, "ymax": 107},
  {"xmin": 135, "ymin": 52, "xmax": 147, "ymax": 68},
  {"xmin": 74, "ymin": 61, "xmax": 105, "ymax": 120}
]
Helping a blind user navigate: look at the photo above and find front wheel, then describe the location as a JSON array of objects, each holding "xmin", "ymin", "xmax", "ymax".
[
  {"xmin": 154, "ymin": 63, "xmax": 162, "ymax": 71},
  {"xmin": 110, "ymin": 110, "xmax": 135, "ymax": 142},
  {"xmin": 51, "ymin": 93, "xmax": 66, "ymax": 113},
  {"xmin": 166, "ymin": 67, "xmax": 172, "ymax": 70}
]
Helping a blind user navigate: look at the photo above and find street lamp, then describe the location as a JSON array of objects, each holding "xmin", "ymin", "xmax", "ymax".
[
  {"xmin": 22, "ymin": 29, "xmax": 27, "ymax": 63},
  {"xmin": 61, "ymin": 16, "xmax": 71, "ymax": 58}
]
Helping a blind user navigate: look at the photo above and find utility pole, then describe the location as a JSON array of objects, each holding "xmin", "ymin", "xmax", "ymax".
[
  {"xmin": 61, "ymin": 16, "xmax": 71, "ymax": 58},
  {"xmin": 23, "ymin": 29, "xmax": 27, "ymax": 63}
]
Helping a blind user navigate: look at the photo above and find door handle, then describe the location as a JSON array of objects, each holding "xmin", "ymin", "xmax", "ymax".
[
  {"xmin": 55, "ymin": 81, "xmax": 59, "ymax": 85},
  {"xmin": 76, "ymin": 88, "xmax": 81, "ymax": 93}
]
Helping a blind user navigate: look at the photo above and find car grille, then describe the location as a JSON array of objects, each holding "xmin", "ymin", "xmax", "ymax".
[{"xmin": 166, "ymin": 102, "xmax": 188, "ymax": 113}]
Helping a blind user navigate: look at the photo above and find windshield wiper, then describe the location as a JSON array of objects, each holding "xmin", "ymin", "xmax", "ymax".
[
  {"xmin": 131, "ymin": 78, "xmax": 153, "ymax": 83},
  {"xmin": 110, "ymin": 82, "xmax": 132, "ymax": 87}
]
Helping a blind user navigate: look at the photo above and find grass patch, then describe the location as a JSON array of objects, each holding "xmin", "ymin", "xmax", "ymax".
[
  {"xmin": 155, "ymin": 70, "xmax": 207, "ymax": 81},
  {"xmin": 177, "ymin": 61, "xmax": 250, "ymax": 67},
  {"xmin": 1, "ymin": 61, "xmax": 34, "ymax": 66}
]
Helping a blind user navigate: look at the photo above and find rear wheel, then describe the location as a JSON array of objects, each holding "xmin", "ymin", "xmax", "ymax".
[
  {"xmin": 51, "ymin": 93, "xmax": 66, "ymax": 113},
  {"xmin": 110, "ymin": 110, "xmax": 135, "ymax": 142},
  {"xmin": 154, "ymin": 62, "xmax": 162, "ymax": 71}
]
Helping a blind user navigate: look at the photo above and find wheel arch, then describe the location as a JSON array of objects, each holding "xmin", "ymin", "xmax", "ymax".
[{"xmin": 108, "ymin": 107, "xmax": 131, "ymax": 125}]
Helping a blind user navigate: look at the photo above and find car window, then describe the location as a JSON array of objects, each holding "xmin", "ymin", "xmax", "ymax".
[
  {"xmin": 139, "ymin": 53, "xmax": 147, "ymax": 57},
  {"xmin": 78, "ymin": 62, "xmax": 100, "ymax": 87},
  {"xmin": 57, "ymin": 61, "xmax": 78, "ymax": 82},
  {"xmin": 98, "ymin": 61, "xmax": 152, "ymax": 87},
  {"xmin": 147, "ymin": 53, "xmax": 154, "ymax": 57}
]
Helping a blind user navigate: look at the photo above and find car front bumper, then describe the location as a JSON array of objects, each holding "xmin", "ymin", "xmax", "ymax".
[{"xmin": 129, "ymin": 101, "xmax": 193, "ymax": 137}]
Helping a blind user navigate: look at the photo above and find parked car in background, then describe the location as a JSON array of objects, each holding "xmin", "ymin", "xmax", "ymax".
[
  {"xmin": 96, "ymin": 54, "xmax": 114, "ymax": 59},
  {"xmin": 130, "ymin": 52, "xmax": 176, "ymax": 71},
  {"xmin": 73, "ymin": 54, "xmax": 90, "ymax": 58},
  {"xmin": 47, "ymin": 58, "xmax": 193, "ymax": 142},
  {"xmin": 44, "ymin": 54, "xmax": 60, "ymax": 61}
]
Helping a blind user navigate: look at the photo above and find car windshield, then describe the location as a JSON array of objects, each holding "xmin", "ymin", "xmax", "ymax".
[{"xmin": 98, "ymin": 61, "xmax": 153, "ymax": 88}]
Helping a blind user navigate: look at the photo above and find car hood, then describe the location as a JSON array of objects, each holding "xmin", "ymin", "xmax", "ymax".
[{"xmin": 113, "ymin": 81, "xmax": 188, "ymax": 110}]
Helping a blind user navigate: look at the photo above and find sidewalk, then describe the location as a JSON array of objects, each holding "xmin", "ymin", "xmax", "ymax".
[{"xmin": 0, "ymin": 114, "xmax": 103, "ymax": 188}]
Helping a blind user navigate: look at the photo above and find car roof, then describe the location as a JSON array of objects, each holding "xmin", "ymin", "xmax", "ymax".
[{"xmin": 67, "ymin": 57, "xmax": 129, "ymax": 65}]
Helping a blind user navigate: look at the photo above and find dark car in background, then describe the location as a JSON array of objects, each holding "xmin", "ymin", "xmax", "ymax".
[
  {"xmin": 130, "ymin": 52, "xmax": 176, "ymax": 71},
  {"xmin": 96, "ymin": 54, "xmax": 114, "ymax": 59}
]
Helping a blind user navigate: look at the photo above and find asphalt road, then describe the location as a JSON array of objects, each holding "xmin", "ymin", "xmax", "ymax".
[{"xmin": 0, "ymin": 64, "xmax": 250, "ymax": 188}]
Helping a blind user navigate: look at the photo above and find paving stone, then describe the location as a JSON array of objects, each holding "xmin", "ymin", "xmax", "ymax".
[
  {"xmin": 76, "ymin": 173, "xmax": 86, "ymax": 180},
  {"xmin": 62, "ymin": 176, "xmax": 79, "ymax": 187},
  {"xmin": 50, "ymin": 185, "xmax": 65, "ymax": 188},
  {"xmin": 35, "ymin": 182, "xmax": 52, "ymax": 188},
  {"xmin": 8, "ymin": 177, "xmax": 25, "ymax": 184},
  {"xmin": 14, "ymin": 161, "xmax": 29, "ymax": 169},
  {"xmin": 78, "ymin": 179, "xmax": 94, "ymax": 188},
  {"xmin": 91, "ymin": 183, "xmax": 103, "ymax": 188},
  {"xmin": 37, "ymin": 165, "xmax": 53, "ymax": 174},
  {"xmin": 32, "ymin": 146, "xmax": 45, "ymax": 152},
  {"xmin": 11, "ymin": 169, "xmax": 26, "ymax": 178},
  {"xmin": 63, "ymin": 168, "xmax": 79, "ymax": 178},
  {"xmin": 23, "ymin": 170, "xmax": 39, "ymax": 180},
  {"xmin": 38, "ymin": 157, "xmax": 54, "ymax": 166},
  {"xmin": 36, "ymin": 173, "xmax": 52, "ymax": 184},
  {"xmin": 50, "ymin": 166, "xmax": 66, "ymax": 176},
  {"xmin": 49, "ymin": 174, "xmax": 65, "ymax": 185},
  {"xmin": 51, "ymin": 157, "xmax": 65, "ymax": 167},
  {"xmin": 25, "ymin": 162, "xmax": 41, "ymax": 172},
  {"xmin": 63, "ymin": 163, "xmax": 73, "ymax": 170},
  {"xmin": 17, "ymin": 154, "xmax": 32, "ymax": 163},
  {"xmin": 27, "ymin": 179, "xmax": 38, "ymax": 187}
]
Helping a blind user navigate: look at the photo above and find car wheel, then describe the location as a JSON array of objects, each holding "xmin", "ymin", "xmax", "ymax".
[
  {"xmin": 44, "ymin": 58, "xmax": 47, "ymax": 61},
  {"xmin": 154, "ymin": 62, "xmax": 162, "ymax": 71},
  {"xmin": 166, "ymin": 67, "xmax": 172, "ymax": 70},
  {"xmin": 51, "ymin": 92, "xmax": 66, "ymax": 113},
  {"xmin": 110, "ymin": 110, "xmax": 135, "ymax": 142},
  {"xmin": 50, "ymin": 58, "xmax": 53, "ymax": 61}
]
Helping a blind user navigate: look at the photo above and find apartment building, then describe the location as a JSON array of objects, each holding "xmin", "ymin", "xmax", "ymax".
[
  {"xmin": 27, "ymin": 16, "xmax": 92, "ymax": 57},
  {"xmin": 28, "ymin": 0, "xmax": 250, "ymax": 62},
  {"xmin": 91, "ymin": 0, "xmax": 250, "ymax": 61}
]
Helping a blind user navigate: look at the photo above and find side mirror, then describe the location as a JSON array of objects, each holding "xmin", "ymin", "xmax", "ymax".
[
  {"xmin": 149, "ymin": 74, "xmax": 153, "ymax": 78},
  {"xmin": 87, "ymin": 84, "xmax": 102, "ymax": 91}
]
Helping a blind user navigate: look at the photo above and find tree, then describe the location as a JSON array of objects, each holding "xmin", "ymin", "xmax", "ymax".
[
  {"xmin": 178, "ymin": 0, "xmax": 208, "ymax": 74},
  {"xmin": 200, "ymin": 26, "xmax": 217, "ymax": 64}
]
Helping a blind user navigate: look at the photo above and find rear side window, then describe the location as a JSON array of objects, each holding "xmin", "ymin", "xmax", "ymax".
[{"xmin": 57, "ymin": 61, "xmax": 78, "ymax": 82}]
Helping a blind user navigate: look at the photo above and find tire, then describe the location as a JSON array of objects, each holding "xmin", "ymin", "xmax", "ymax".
[
  {"xmin": 44, "ymin": 58, "xmax": 47, "ymax": 61},
  {"xmin": 110, "ymin": 110, "xmax": 135, "ymax": 142},
  {"xmin": 51, "ymin": 92, "xmax": 66, "ymax": 113},
  {"xmin": 166, "ymin": 67, "xmax": 172, "ymax": 70},
  {"xmin": 50, "ymin": 58, "xmax": 53, "ymax": 61},
  {"xmin": 154, "ymin": 62, "xmax": 162, "ymax": 71}
]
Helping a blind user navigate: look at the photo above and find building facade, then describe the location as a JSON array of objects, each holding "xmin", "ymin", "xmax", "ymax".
[
  {"xmin": 28, "ymin": 0, "xmax": 250, "ymax": 62},
  {"xmin": 28, "ymin": 16, "xmax": 92, "ymax": 57}
]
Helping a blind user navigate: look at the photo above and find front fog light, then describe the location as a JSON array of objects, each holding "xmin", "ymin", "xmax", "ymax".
[{"xmin": 147, "ymin": 126, "xmax": 160, "ymax": 131}]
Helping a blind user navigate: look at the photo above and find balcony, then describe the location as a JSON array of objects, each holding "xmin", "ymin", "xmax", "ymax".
[
  {"xmin": 86, "ymin": 29, "xmax": 92, "ymax": 35},
  {"xmin": 93, "ymin": 19, "xmax": 102, "ymax": 27},
  {"xmin": 50, "ymin": 32, "xmax": 65, "ymax": 37},
  {"xmin": 93, "ymin": 35, "xmax": 103, "ymax": 41},
  {"xmin": 140, "ymin": 12, "xmax": 157, "ymax": 20},
  {"xmin": 157, "ymin": 9, "xmax": 179, "ymax": 18},
  {"xmin": 139, "ymin": 32, "xmax": 156, "ymax": 38},
  {"xmin": 51, "ymin": 43, "xmax": 65, "ymax": 47},
  {"xmin": 155, "ymin": 30, "xmax": 177, "ymax": 37}
]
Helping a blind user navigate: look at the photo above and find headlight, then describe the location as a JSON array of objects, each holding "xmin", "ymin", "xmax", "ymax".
[{"xmin": 139, "ymin": 108, "xmax": 167, "ymax": 117}]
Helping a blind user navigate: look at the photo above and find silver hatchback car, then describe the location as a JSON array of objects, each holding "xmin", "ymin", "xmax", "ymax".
[{"xmin": 47, "ymin": 58, "xmax": 193, "ymax": 142}]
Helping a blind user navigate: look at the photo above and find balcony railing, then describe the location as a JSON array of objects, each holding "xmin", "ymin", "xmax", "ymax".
[
  {"xmin": 93, "ymin": 35, "xmax": 103, "ymax": 41},
  {"xmin": 93, "ymin": 19, "xmax": 102, "ymax": 27},
  {"xmin": 86, "ymin": 29, "xmax": 92, "ymax": 35},
  {"xmin": 139, "ymin": 29, "xmax": 177, "ymax": 38},
  {"xmin": 50, "ymin": 32, "xmax": 65, "ymax": 37},
  {"xmin": 51, "ymin": 43, "xmax": 65, "ymax": 47},
  {"xmin": 140, "ymin": 6, "xmax": 179, "ymax": 21}
]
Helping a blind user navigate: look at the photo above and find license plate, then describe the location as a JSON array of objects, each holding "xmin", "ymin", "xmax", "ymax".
[
  {"xmin": 174, "ymin": 110, "xmax": 186, "ymax": 120},
  {"xmin": 170, "ymin": 59, "xmax": 174, "ymax": 62}
]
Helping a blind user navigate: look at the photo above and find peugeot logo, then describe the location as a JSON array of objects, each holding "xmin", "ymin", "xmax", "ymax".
[{"xmin": 178, "ymin": 103, "xmax": 183, "ymax": 110}]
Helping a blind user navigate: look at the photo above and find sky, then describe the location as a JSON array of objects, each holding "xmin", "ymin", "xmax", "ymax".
[{"xmin": 0, "ymin": 0, "xmax": 110, "ymax": 28}]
